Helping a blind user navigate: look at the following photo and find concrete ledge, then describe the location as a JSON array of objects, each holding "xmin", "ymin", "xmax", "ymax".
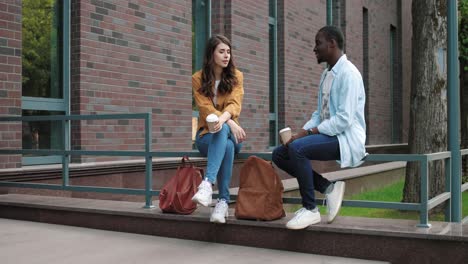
[
  {"xmin": 0, "ymin": 144, "xmax": 408, "ymax": 182},
  {"xmin": 0, "ymin": 157, "xmax": 211, "ymax": 181},
  {"xmin": 0, "ymin": 194, "xmax": 466, "ymax": 264},
  {"xmin": 280, "ymin": 161, "xmax": 406, "ymax": 199},
  {"xmin": 1, "ymin": 160, "xmax": 406, "ymax": 204},
  {"xmin": 323, "ymin": 161, "xmax": 406, "ymax": 181}
]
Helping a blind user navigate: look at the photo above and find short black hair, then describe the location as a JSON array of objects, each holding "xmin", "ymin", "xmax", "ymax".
[{"xmin": 318, "ymin": 26, "xmax": 344, "ymax": 50}]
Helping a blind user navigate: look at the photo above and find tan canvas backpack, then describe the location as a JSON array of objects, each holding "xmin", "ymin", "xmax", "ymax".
[{"xmin": 235, "ymin": 156, "xmax": 285, "ymax": 220}]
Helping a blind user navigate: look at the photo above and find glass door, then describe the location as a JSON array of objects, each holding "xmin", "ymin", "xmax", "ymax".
[{"xmin": 21, "ymin": 0, "xmax": 69, "ymax": 165}]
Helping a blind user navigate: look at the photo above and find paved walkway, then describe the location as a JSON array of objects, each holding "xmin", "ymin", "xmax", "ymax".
[{"xmin": 0, "ymin": 218, "xmax": 387, "ymax": 264}]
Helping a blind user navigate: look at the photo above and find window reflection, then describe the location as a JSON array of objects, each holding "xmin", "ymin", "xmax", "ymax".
[
  {"xmin": 21, "ymin": 0, "xmax": 64, "ymax": 163},
  {"xmin": 22, "ymin": 110, "xmax": 64, "ymax": 155},
  {"xmin": 22, "ymin": 0, "xmax": 63, "ymax": 99}
]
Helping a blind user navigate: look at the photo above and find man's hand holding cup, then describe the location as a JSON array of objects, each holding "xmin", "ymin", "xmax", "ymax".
[{"xmin": 279, "ymin": 127, "xmax": 292, "ymax": 145}]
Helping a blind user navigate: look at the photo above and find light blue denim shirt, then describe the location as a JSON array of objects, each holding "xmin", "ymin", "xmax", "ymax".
[{"xmin": 303, "ymin": 55, "xmax": 367, "ymax": 168}]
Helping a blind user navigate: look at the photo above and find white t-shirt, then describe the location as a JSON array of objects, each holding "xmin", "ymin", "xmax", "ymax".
[
  {"xmin": 213, "ymin": 80, "xmax": 220, "ymax": 105},
  {"xmin": 320, "ymin": 70, "xmax": 334, "ymax": 121}
]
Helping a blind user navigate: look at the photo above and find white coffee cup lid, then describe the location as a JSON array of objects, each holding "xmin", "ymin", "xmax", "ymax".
[
  {"xmin": 279, "ymin": 127, "xmax": 291, "ymax": 133},
  {"xmin": 206, "ymin": 114, "xmax": 219, "ymax": 122}
]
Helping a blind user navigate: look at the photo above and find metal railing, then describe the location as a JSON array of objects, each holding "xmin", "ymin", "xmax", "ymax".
[
  {"xmin": 238, "ymin": 151, "xmax": 454, "ymax": 228},
  {"xmin": 461, "ymin": 149, "xmax": 468, "ymax": 205},
  {"xmin": 0, "ymin": 113, "xmax": 155, "ymax": 208},
  {"xmin": 0, "ymin": 114, "xmax": 466, "ymax": 227}
]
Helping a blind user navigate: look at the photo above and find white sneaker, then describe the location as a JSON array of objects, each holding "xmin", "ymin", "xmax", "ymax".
[
  {"xmin": 286, "ymin": 207, "xmax": 321, "ymax": 230},
  {"xmin": 326, "ymin": 181, "xmax": 345, "ymax": 223},
  {"xmin": 192, "ymin": 180, "xmax": 212, "ymax": 207},
  {"xmin": 210, "ymin": 200, "xmax": 229, "ymax": 224}
]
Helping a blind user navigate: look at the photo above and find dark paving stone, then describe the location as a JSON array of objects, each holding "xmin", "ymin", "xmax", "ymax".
[{"xmin": 0, "ymin": 194, "xmax": 467, "ymax": 264}]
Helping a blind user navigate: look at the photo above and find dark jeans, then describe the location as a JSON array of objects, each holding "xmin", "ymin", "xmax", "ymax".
[{"xmin": 272, "ymin": 134, "xmax": 340, "ymax": 209}]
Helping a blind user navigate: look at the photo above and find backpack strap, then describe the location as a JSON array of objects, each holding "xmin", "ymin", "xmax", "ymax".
[{"xmin": 180, "ymin": 155, "xmax": 191, "ymax": 167}]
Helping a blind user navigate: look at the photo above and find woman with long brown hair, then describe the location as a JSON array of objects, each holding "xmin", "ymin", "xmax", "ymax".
[{"xmin": 191, "ymin": 35, "xmax": 246, "ymax": 223}]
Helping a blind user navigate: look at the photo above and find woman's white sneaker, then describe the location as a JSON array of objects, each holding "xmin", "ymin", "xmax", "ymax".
[
  {"xmin": 210, "ymin": 200, "xmax": 229, "ymax": 223},
  {"xmin": 286, "ymin": 207, "xmax": 321, "ymax": 230},
  {"xmin": 191, "ymin": 180, "xmax": 212, "ymax": 207}
]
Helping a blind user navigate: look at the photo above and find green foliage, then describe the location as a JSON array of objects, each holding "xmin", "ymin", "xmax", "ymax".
[
  {"xmin": 460, "ymin": 0, "xmax": 468, "ymax": 70},
  {"xmin": 318, "ymin": 180, "xmax": 468, "ymax": 221},
  {"xmin": 22, "ymin": 0, "xmax": 56, "ymax": 97},
  {"xmin": 317, "ymin": 180, "xmax": 411, "ymax": 219},
  {"xmin": 290, "ymin": 179, "xmax": 468, "ymax": 220}
]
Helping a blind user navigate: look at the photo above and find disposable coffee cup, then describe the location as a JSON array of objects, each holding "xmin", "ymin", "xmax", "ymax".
[
  {"xmin": 279, "ymin": 127, "xmax": 292, "ymax": 144},
  {"xmin": 206, "ymin": 114, "xmax": 219, "ymax": 133}
]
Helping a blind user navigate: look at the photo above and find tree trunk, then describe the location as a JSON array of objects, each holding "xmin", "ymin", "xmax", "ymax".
[{"xmin": 403, "ymin": 0, "xmax": 447, "ymax": 203}]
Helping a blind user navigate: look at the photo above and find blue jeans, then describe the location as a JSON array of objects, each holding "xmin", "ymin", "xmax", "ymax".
[
  {"xmin": 272, "ymin": 134, "xmax": 340, "ymax": 209},
  {"xmin": 195, "ymin": 124, "xmax": 242, "ymax": 202}
]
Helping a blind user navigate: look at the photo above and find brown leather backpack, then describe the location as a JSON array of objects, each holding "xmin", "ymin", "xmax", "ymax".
[
  {"xmin": 235, "ymin": 156, "xmax": 285, "ymax": 220},
  {"xmin": 159, "ymin": 156, "xmax": 203, "ymax": 214}
]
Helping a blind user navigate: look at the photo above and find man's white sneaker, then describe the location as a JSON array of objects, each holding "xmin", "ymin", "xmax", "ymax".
[
  {"xmin": 210, "ymin": 200, "xmax": 229, "ymax": 223},
  {"xmin": 326, "ymin": 181, "xmax": 345, "ymax": 223},
  {"xmin": 286, "ymin": 207, "xmax": 321, "ymax": 230},
  {"xmin": 191, "ymin": 180, "xmax": 212, "ymax": 207}
]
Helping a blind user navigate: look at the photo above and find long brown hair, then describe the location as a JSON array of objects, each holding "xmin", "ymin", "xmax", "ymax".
[{"xmin": 199, "ymin": 35, "xmax": 238, "ymax": 98}]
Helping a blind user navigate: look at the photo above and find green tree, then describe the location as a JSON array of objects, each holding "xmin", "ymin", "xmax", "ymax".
[
  {"xmin": 22, "ymin": 0, "xmax": 56, "ymax": 97},
  {"xmin": 460, "ymin": 0, "xmax": 467, "ymax": 69},
  {"xmin": 403, "ymin": 0, "xmax": 447, "ymax": 204}
]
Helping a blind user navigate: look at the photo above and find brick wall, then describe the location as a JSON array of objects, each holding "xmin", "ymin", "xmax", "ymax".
[
  {"xmin": 214, "ymin": 0, "xmax": 409, "ymax": 148},
  {"xmin": 342, "ymin": 0, "xmax": 401, "ymax": 144},
  {"xmin": 0, "ymin": 1, "xmax": 21, "ymax": 168},
  {"xmin": 71, "ymin": 0, "xmax": 193, "ymax": 162},
  {"xmin": 332, "ymin": 0, "xmax": 346, "ymax": 45},
  {"xmin": 211, "ymin": 0, "xmax": 226, "ymax": 36},
  {"xmin": 278, "ymin": 0, "xmax": 326, "ymax": 134},
  {"xmin": 229, "ymin": 0, "xmax": 269, "ymax": 151},
  {"xmin": 367, "ymin": 0, "xmax": 397, "ymax": 144},
  {"xmin": 209, "ymin": 1, "xmax": 271, "ymax": 151},
  {"xmin": 401, "ymin": 0, "xmax": 412, "ymax": 143},
  {"xmin": 0, "ymin": 0, "xmax": 411, "ymax": 167}
]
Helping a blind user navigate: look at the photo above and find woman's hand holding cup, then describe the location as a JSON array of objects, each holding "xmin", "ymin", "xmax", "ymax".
[{"xmin": 206, "ymin": 114, "xmax": 219, "ymax": 133}]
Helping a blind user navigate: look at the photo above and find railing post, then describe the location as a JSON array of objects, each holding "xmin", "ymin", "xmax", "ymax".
[
  {"xmin": 143, "ymin": 113, "xmax": 154, "ymax": 209},
  {"xmin": 417, "ymin": 157, "xmax": 431, "ymax": 228},
  {"xmin": 447, "ymin": 0, "xmax": 461, "ymax": 223},
  {"xmin": 62, "ymin": 0, "xmax": 71, "ymax": 189},
  {"xmin": 62, "ymin": 118, "xmax": 69, "ymax": 187},
  {"xmin": 445, "ymin": 157, "xmax": 452, "ymax": 221}
]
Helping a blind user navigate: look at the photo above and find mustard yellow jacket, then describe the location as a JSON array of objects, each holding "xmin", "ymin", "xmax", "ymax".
[{"xmin": 192, "ymin": 69, "xmax": 244, "ymax": 137}]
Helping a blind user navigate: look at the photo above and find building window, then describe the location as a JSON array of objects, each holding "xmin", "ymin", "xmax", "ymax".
[
  {"xmin": 21, "ymin": 0, "xmax": 69, "ymax": 165},
  {"xmin": 269, "ymin": 0, "xmax": 278, "ymax": 147},
  {"xmin": 331, "ymin": 0, "xmax": 346, "ymax": 50},
  {"xmin": 192, "ymin": 0, "xmax": 210, "ymax": 146},
  {"xmin": 390, "ymin": 25, "xmax": 401, "ymax": 143},
  {"xmin": 363, "ymin": 7, "xmax": 369, "ymax": 144},
  {"xmin": 192, "ymin": 0, "xmax": 210, "ymax": 74}
]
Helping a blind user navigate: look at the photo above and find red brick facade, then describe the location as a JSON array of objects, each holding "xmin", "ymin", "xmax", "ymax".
[
  {"xmin": 227, "ymin": 0, "xmax": 270, "ymax": 151},
  {"xmin": 352, "ymin": 0, "xmax": 400, "ymax": 144},
  {"xmin": 70, "ymin": 0, "xmax": 193, "ymax": 162},
  {"xmin": 278, "ymin": 0, "xmax": 326, "ymax": 133},
  {"xmin": 401, "ymin": 0, "xmax": 412, "ymax": 143},
  {"xmin": 0, "ymin": 0, "xmax": 411, "ymax": 167},
  {"xmin": 0, "ymin": 1, "xmax": 21, "ymax": 168}
]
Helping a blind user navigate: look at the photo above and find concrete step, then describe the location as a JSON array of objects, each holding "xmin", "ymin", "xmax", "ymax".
[{"xmin": 0, "ymin": 194, "xmax": 467, "ymax": 264}]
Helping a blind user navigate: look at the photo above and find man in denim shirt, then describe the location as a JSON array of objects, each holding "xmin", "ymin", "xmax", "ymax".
[{"xmin": 273, "ymin": 26, "xmax": 366, "ymax": 230}]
